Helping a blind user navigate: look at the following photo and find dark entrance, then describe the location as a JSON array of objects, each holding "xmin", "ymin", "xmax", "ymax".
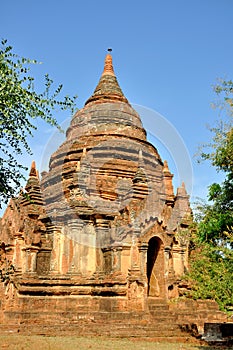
[{"xmin": 147, "ymin": 237, "xmax": 164, "ymax": 297}]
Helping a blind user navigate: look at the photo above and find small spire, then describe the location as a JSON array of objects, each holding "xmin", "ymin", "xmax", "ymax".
[
  {"xmin": 85, "ymin": 51, "xmax": 128, "ymax": 105},
  {"xmin": 102, "ymin": 52, "xmax": 115, "ymax": 77},
  {"xmin": 177, "ymin": 182, "xmax": 188, "ymax": 197},
  {"xmin": 23, "ymin": 160, "xmax": 44, "ymax": 206},
  {"xmin": 163, "ymin": 160, "xmax": 174, "ymax": 203},
  {"xmin": 133, "ymin": 166, "xmax": 147, "ymax": 184},
  {"xmin": 29, "ymin": 161, "xmax": 37, "ymax": 177},
  {"xmin": 138, "ymin": 149, "xmax": 144, "ymax": 167},
  {"xmin": 163, "ymin": 160, "xmax": 169, "ymax": 173}
]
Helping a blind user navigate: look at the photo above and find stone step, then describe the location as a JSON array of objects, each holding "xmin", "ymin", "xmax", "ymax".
[
  {"xmin": 14, "ymin": 323, "xmax": 188, "ymax": 338},
  {"xmin": 0, "ymin": 321, "xmax": 178, "ymax": 330},
  {"xmin": 148, "ymin": 299, "xmax": 170, "ymax": 310},
  {"xmin": 149, "ymin": 313, "xmax": 177, "ymax": 322},
  {"xmin": 4, "ymin": 310, "xmax": 149, "ymax": 323},
  {"xmin": 19, "ymin": 327, "xmax": 196, "ymax": 343},
  {"xmin": 3, "ymin": 302, "xmax": 226, "ymax": 343},
  {"xmin": 148, "ymin": 308, "xmax": 174, "ymax": 315},
  {"xmin": 175, "ymin": 310, "xmax": 227, "ymax": 323},
  {"xmin": 17, "ymin": 317, "xmax": 181, "ymax": 329},
  {"xmin": 169, "ymin": 300, "xmax": 224, "ymax": 312},
  {"xmin": 172, "ymin": 308, "xmax": 225, "ymax": 315},
  {"xmin": 9, "ymin": 305, "xmax": 225, "ymax": 326},
  {"xmin": 0, "ymin": 320, "xmax": 200, "ymax": 343},
  {"xmin": 4, "ymin": 309, "xmax": 180, "ymax": 327},
  {"xmin": 148, "ymin": 304, "xmax": 169, "ymax": 311},
  {"xmin": 0, "ymin": 325, "xmax": 20, "ymax": 333},
  {"xmin": 147, "ymin": 298, "xmax": 167, "ymax": 304}
]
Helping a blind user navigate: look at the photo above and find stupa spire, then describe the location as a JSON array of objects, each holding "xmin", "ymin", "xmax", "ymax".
[
  {"xmin": 102, "ymin": 52, "xmax": 115, "ymax": 77},
  {"xmin": 29, "ymin": 160, "xmax": 37, "ymax": 177},
  {"xmin": 163, "ymin": 160, "xmax": 174, "ymax": 204},
  {"xmin": 23, "ymin": 160, "xmax": 44, "ymax": 206},
  {"xmin": 85, "ymin": 51, "xmax": 128, "ymax": 105}
]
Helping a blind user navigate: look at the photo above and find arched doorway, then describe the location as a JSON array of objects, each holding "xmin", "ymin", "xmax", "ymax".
[{"xmin": 147, "ymin": 237, "xmax": 165, "ymax": 297}]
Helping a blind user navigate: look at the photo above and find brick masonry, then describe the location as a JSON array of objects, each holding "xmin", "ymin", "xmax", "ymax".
[{"xmin": 0, "ymin": 54, "xmax": 227, "ymax": 339}]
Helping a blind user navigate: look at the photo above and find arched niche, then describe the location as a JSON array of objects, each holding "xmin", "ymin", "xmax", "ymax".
[{"xmin": 147, "ymin": 236, "xmax": 165, "ymax": 298}]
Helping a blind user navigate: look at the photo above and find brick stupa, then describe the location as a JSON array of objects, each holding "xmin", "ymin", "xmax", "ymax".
[{"xmin": 0, "ymin": 53, "xmax": 202, "ymax": 329}]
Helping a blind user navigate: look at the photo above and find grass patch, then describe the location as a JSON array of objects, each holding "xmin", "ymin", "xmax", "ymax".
[{"xmin": 0, "ymin": 335, "xmax": 227, "ymax": 350}]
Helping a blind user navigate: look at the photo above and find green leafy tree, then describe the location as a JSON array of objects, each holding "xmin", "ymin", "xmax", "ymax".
[
  {"xmin": 0, "ymin": 40, "xmax": 77, "ymax": 207},
  {"xmin": 187, "ymin": 237, "xmax": 233, "ymax": 311},
  {"xmin": 187, "ymin": 80, "xmax": 233, "ymax": 312},
  {"xmin": 198, "ymin": 79, "xmax": 233, "ymax": 246}
]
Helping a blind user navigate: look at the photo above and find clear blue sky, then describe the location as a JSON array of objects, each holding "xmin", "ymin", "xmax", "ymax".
[{"xmin": 1, "ymin": 0, "xmax": 233, "ymax": 212}]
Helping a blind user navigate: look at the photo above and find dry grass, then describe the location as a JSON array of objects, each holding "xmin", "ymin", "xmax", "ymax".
[{"xmin": 0, "ymin": 335, "xmax": 228, "ymax": 350}]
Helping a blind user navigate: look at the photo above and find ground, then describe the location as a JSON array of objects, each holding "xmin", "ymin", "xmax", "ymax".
[{"xmin": 0, "ymin": 336, "xmax": 231, "ymax": 350}]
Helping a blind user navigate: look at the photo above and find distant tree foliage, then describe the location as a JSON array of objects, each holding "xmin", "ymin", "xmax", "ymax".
[
  {"xmin": 186, "ymin": 80, "xmax": 233, "ymax": 312},
  {"xmin": 0, "ymin": 40, "xmax": 77, "ymax": 207},
  {"xmin": 188, "ymin": 238, "xmax": 233, "ymax": 311},
  {"xmin": 198, "ymin": 80, "xmax": 233, "ymax": 246}
]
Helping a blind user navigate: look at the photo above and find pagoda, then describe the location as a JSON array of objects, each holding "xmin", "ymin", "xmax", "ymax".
[{"xmin": 0, "ymin": 53, "xmax": 192, "ymax": 323}]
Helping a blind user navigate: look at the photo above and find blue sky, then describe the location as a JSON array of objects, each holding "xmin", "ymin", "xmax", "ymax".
[{"xmin": 1, "ymin": 0, "xmax": 233, "ymax": 212}]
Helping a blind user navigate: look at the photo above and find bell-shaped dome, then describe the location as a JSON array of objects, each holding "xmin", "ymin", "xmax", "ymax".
[
  {"xmin": 42, "ymin": 52, "xmax": 164, "ymax": 222},
  {"xmin": 66, "ymin": 53, "xmax": 146, "ymax": 142}
]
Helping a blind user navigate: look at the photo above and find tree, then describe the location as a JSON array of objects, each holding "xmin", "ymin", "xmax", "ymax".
[
  {"xmin": 0, "ymin": 40, "xmax": 77, "ymax": 207},
  {"xmin": 186, "ymin": 80, "xmax": 233, "ymax": 312},
  {"xmin": 198, "ymin": 79, "xmax": 233, "ymax": 246},
  {"xmin": 187, "ymin": 237, "xmax": 233, "ymax": 311}
]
